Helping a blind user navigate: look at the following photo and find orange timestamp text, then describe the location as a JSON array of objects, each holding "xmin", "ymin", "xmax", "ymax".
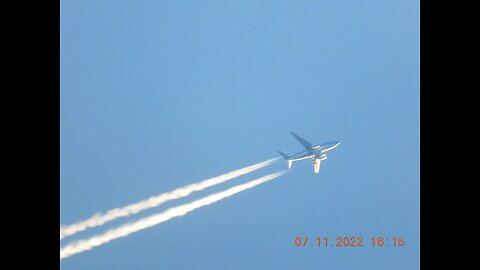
[{"xmin": 294, "ymin": 236, "xmax": 405, "ymax": 247}]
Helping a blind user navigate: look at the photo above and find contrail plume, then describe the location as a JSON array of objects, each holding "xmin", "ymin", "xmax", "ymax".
[
  {"xmin": 60, "ymin": 170, "xmax": 286, "ymax": 260},
  {"xmin": 60, "ymin": 157, "xmax": 279, "ymax": 240}
]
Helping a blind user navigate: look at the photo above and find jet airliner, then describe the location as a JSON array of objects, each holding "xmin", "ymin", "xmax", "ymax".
[{"xmin": 278, "ymin": 132, "xmax": 340, "ymax": 173}]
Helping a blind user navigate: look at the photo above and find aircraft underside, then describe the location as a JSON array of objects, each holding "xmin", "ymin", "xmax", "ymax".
[{"xmin": 278, "ymin": 132, "xmax": 339, "ymax": 174}]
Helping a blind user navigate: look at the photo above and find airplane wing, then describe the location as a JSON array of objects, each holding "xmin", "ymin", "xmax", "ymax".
[
  {"xmin": 290, "ymin": 132, "xmax": 313, "ymax": 150},
  {"xmin": 313, "ymin": 159, "xmax": 321, "ymax": 173}
]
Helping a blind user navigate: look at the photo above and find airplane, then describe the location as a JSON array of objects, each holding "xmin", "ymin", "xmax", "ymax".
[{"xmin": 278, "ymin": 132, "xmax": 340, "ymax": 173}]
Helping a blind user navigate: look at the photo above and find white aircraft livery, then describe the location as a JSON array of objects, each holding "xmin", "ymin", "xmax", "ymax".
[{"xmin": 278, "ymin": 132, "xmax": 340, "ymax": 173}]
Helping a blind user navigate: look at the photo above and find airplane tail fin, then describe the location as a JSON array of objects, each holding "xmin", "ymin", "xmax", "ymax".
[{"xmin": 278, "ymin": 151, "xmax": 293, "ymax": 169}]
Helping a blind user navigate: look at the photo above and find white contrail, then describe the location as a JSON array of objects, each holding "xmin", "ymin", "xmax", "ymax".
[
  {"xmin": 60, "ymin": 157, "xmax": 279, "ymax": 240},
  {"xmin": 60, "ymin": 170, "xmax": 286, "ymax": 260}
]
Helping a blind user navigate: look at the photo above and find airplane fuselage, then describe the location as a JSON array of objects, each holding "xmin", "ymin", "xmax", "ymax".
[
  {"xmin": 278, "ymin": 132, "xmax": 340, "ymax": 173},
  {"xmin": 289, "ymin": 141, "xmax": 340, "ymax": 161},
  {"xmin": 317, "ymin": 141, "xmax": 341, "ymax": 152}
]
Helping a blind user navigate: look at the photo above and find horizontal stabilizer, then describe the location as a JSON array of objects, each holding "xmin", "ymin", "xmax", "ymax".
[
  {"xmin": 278, "ymin": 151, "xmax": 293, "ymax": 169},
  {"xmin": 278, "ymin": 151, "xmax": 290, "ymax": 160}
]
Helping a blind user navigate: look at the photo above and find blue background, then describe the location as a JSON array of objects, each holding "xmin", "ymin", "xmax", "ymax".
[{"xmin": 60, "ymin": 0, "xmax": 419, "ymax": 269}]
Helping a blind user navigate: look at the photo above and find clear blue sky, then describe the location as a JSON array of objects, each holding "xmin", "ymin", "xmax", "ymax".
[{"xmin": 60, "ymin": 0, "xmax": 419, "ymax": 269}]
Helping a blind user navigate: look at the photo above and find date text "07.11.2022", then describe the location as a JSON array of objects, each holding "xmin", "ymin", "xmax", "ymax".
[{"xmin": 294, "ymin": 236, "xmax": 405, "ymax": 247}]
